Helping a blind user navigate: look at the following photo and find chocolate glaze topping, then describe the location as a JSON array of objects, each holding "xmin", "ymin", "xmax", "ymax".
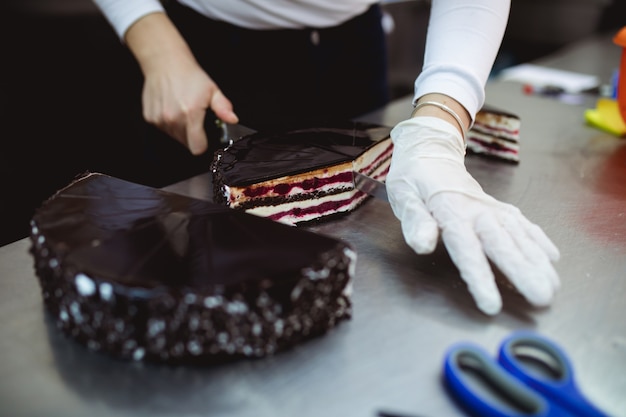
[
  {"xmin": 213, "ymin": 121, "xmax": 392, "ymax": 186},
  {"xmin": 32, "ymin": 173, "xmax": 345, "ymax": 294}
]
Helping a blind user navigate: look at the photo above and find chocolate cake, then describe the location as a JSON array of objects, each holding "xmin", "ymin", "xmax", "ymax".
[
  {"xmin": 29, "ymin": 172, "xmax": 355, "ymax": 363},
  {"xmin": 211, "ymin": 121, "xmax": 393, "ymax": 226},
  {"xmin": 467, "ymin": 105, "xmax": 521, "ymax": 163}
]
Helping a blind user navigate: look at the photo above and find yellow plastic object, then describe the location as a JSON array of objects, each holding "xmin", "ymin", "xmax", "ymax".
[
  {"xmin": 613, "ymin": 27, "xmax": 626, "ymax": 125},
  {"xmin": 585, "ymin": 98, "xmax": 626, "ymax": 136}
]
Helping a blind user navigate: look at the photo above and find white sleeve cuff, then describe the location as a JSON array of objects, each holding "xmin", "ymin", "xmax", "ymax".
[
  {"xmin": 92, "ymin": 0, "xmax": 165, "ymax": 39},
  {"xmin": 413, "ymin": 0, "xmax": 510, "ymax": 119}
]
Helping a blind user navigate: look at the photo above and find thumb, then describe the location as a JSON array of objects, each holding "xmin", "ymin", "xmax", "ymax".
[{"xmin": 389, "ymin": 187, "xmax": 439, "ymax": 254}]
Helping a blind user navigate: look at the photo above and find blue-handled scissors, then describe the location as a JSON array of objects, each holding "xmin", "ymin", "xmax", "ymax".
[{"xmin": 443, "ymin": 331, "xmax": 611, "ymax": 417}]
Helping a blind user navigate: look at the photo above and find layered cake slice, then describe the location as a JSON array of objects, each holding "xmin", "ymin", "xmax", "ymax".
[
  {"xmin": 211, "ymin": 121, "xmax": 393, "ymax": 226},
  {"xmin": 467, "ymin": 105, "xmax": 521, "ymax": 163},
  {"xmin": 29, "ymin": 172, "xmax": 355, "ymax": 363}
]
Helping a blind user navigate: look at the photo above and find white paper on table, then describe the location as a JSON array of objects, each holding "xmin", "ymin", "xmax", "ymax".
[{"xmin": 497, "ymin": 63, "xmax": 600, "ymax": 93}]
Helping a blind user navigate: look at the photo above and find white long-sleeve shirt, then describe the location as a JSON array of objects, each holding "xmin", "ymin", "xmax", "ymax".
[{"xmin": 91, "ymin": 0, "xmax": 510, "ymax": 118}]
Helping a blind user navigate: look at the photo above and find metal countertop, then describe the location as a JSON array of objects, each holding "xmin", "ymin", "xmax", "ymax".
[{"xmin": 1, "ymin": 33, "xmax": 625, "ymax": 417}]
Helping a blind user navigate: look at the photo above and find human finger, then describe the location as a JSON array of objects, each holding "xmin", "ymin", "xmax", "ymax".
[
  {"xmin": 388, "ymin": 182, "xmax": 439, "ymax": 254},
  {"xmin": 440, "ymin": 222, "xmax": 502, "ymax": 315},
  {"xmin": 210, "ymin": 89, "xmax": 239, "ymax": 125},
  {"xmin": 475, "ymin": 212, "xmax": 558, "ymax": 307},
  {"xmin": 185, "ymin": 108, "xmax": 209, "ymax": 155}
]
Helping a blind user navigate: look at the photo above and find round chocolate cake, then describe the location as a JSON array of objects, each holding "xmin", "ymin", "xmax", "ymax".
[{"xmin": 29, "ymin": 172, "xmax": 354, "ymax": 363}]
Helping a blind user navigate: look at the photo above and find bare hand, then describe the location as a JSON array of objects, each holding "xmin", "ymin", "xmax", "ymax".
[
  {"xmin": 125, "ymin": 12, "xmax": 239, "ymax": 155},
  {"xmin": 141, "ymin": 56, "xmax": 238, "ymax": 155}
]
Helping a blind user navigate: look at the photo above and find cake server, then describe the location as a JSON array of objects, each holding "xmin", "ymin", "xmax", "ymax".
[{"xmin": 353, "ymin": 172, "xmax": 389, "ymax": 202}]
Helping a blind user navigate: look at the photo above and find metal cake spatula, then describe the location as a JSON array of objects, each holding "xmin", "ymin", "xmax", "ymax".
[{"xmin": 353, "ymin": 172, "xmax": 389, "ymax": 202}]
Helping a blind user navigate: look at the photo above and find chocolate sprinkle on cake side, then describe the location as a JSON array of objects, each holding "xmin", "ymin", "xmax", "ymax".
[{"xmin": 29, "ymin": 172, "xmax": 355, "ymax": 364}]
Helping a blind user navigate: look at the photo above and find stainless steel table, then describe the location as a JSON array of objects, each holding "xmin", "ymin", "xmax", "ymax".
[{"xmin": 1, "ymin": 32, "xmax": 624, "ymax": 417}]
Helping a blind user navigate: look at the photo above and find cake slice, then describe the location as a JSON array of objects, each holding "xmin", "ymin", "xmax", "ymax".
[
  {"xmin": 211, "ymin": 121, "xmax": 393, "ymax": 226},
  {"xmin": 467, "ymin": 105, "xmax": 521, "ymax": 163},
  {"xmin": 29, "ymin": 172, "xmax": 355, "ymax": 363}
]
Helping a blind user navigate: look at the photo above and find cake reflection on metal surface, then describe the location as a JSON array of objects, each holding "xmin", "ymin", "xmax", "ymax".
[{"xmin": 29, "ymin": 172, "xmax": 355, "ymax": 363}]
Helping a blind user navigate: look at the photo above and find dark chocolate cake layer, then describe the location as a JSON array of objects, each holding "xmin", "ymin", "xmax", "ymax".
[
  {"xmin": 478, "ymin": 104, "xmax": 519, "ymax": 119},
  {"xmin": 211, "ymin": 121, "xmax": 392, "ymax": 187},
  {"xmin": 29, "ymin": 172, "xmax": 354, "ymax": 363}
]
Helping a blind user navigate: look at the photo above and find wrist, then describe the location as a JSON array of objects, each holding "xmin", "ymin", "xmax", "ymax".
[
  {"xmin": 391, "ymin": 116, "xmax": 467, "ymax": 160},
  {"xmin": 125, "ymin": 12, "xmax": 196, "ymax": 74},
  {"xmin": 411, "ymin": 93, "xmax": 472, "ymax": 139}
]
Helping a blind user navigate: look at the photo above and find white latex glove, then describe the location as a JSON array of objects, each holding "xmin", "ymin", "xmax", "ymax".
[{"xmin": 387, "ymin": 116, "xmax": 560, "ymax": 315}]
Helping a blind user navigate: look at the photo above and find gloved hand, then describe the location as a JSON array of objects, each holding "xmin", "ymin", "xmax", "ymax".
[{"xmin": 386, "ymin": 116, "xmax": 560, "ymax": 315}]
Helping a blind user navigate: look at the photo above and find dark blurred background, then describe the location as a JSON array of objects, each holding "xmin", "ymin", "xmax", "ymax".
[{"xmin": 1, "ymin": 0, "xmax": 625, "ymax": 247}]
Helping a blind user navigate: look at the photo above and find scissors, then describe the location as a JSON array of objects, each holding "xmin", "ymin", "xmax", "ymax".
[{"xmin": 443, "ymin": 331, "xmax": 611, "ymax": 417}]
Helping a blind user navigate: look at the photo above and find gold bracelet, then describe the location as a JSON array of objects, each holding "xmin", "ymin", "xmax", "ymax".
[{"xmin": 411, "ymin": 100, "xmax": 467, "ymax": 144}]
